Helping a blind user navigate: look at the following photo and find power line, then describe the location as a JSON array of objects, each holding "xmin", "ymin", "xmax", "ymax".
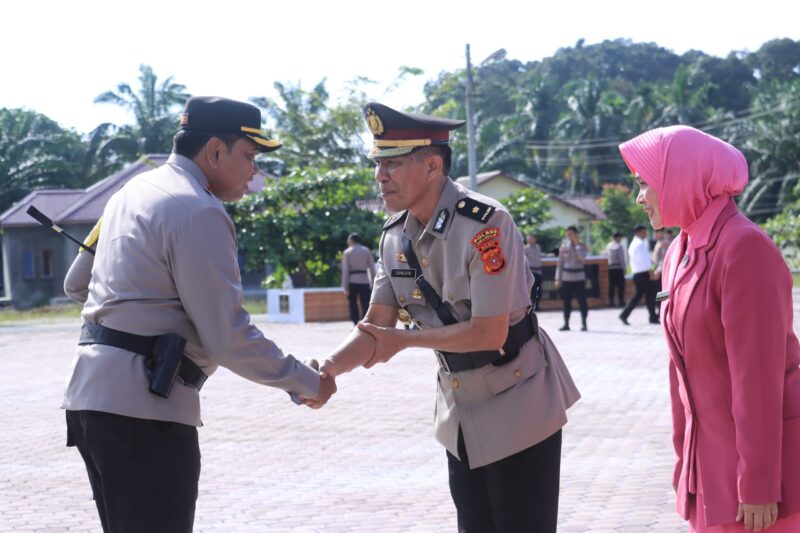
[{"xmin": 523, "ymin": 95, "xmax": 800, "ymax": 150}]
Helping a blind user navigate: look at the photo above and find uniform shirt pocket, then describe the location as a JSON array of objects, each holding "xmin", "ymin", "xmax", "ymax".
[
  {"xmin": 482, "ymin": 340, "xmax": 548, "ymax": 395},
  {"xmin": 442, "ymin": 275, "xmax": 470, "ymax": 305}
]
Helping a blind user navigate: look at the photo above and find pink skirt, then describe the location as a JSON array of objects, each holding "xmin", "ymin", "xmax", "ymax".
[{"xmin": 689, "ymin": 490, "xmax": 800, "ymax": 532}]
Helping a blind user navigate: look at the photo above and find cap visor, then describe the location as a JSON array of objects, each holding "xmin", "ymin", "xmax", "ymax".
[{"xmin": 246, "ymin": 134, "xmax": 282, "ymax": 153}]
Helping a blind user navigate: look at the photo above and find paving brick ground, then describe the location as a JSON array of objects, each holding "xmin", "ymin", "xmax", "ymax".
[{"xmin": 1, "ymin": 295, "xmax": 798, "ymax": 532}]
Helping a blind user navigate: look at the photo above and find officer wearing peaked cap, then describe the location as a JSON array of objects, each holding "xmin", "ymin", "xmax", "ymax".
[
  {"xmin": 61, "ymin": 96, "xmax": 336, "ymax": 533},
  {"xmin": 314, "ymin": 102, "xmax": 581, "ymax": 533}
]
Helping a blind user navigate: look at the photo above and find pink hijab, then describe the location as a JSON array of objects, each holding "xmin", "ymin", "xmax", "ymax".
[{"xmin": 618, "ymin": 126, "xmax": 749, "ymax": 235}]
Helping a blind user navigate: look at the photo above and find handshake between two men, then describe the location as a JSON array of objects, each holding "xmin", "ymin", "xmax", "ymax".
[{"xmin": 298, "ymin": 304, "xmax": 410, "ymax": 409}]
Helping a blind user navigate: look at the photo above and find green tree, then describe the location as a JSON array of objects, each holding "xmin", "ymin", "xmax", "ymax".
[
  {"xmin": 589, "ymin": 183, "xmax": 650, "ymax": 253},
  {"xmin": 229, "ymin": 167, "xmax": 383, "ymax": 287},
  {"xmin": 251, "ymin": 80, "xmax": 367, "ymax": 175},
  {"xmin": 94, "ymin": 64, "xmax": 190, "ymax": 157},
  {"xmin": 500, "ymin": 187, "xmax": 562, "ymax": 252},
  {"xmin": 762, "ymin": 200, "xmax": 800, "ymax": 270},
  {"xmin": 0, "ymin": 108, "xmax": 83, "ymax": 212}
]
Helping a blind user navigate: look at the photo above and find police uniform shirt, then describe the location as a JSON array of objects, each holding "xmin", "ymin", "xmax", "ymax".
[
  {"xmin": 370, "ymin": 179, "xmax": 579, "ymax": 468},
  {"xmin": 341, "ymin": 243, "xmax": 375, "ymax": 289},
  {"xmin": 62, "ymin": 154, "xmax": 320, "ymax": 426},
  {"xmin": 652, "ymin": 238, "xmax": 668, "ymax": 275},
  {"xmin": 606, "ymin": 241, "xmax": 626, "ymax": 270},
  {"xmin": 555, "ymin": 242, "xmax": 588, "ymax": 282},
  {"xmin": 524, "ymin": 243, "xmax": 542, "ymax": 273}
]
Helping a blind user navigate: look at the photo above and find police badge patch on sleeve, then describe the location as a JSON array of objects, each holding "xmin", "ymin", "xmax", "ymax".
[{"xmin": 471, "ymin": 227, "xmax": 506, "ymax": 275}]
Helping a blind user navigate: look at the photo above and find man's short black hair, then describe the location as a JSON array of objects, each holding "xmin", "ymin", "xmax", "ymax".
[
  {"xmin": 613, "ymin": 232, "xmax": 624, "ymax": 238},
  {"xmin": 566, "ymin": 226, "xmax": 579, "ymax": 233},
  {"xmin": 634, "ymin": 224, "xmax": 647, "ymax": 233},
  {"xmin": 172, "ymin": 129, "xmax": 244, "ymax": 159},
  {"xmin": 413, "ymin": 145, "xmax": 452, "ymax": 176},
  {"xmin": 348, "ymin": 233, "xmax": 363, "ymax": 244}
]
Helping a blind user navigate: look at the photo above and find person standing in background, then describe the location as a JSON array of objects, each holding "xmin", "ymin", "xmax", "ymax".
[
  {"xmin": 651, "ymin": 228, "xmax": 670, "ymax": 317},
  {"xmin": 555, "ymin": 226, "xmax": 588, "ymax": 331},
  {"xmin": 620, "ymin": 224, "xmax": 659, "ymax": 325},
  {"xmin": 341, "ymin": 232, "xmax": 376, "ymax": 325},
  {"xmin": 606, "ymin": 232, "xmax": 626, "ymax": 307},
  {"xmin": 524, "ymin": 233, "xmax": 543, "ymax": 310}
]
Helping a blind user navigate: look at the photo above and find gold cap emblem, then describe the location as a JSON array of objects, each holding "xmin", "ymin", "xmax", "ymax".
[{"xmin": 366, "ymin": 108, "xmax": 384, "ymax": 136}]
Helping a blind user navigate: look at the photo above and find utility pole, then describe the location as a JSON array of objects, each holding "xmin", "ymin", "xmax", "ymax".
[{"xmin": 465, "ymin": 44, "xmax": 478, "ymax": 191}]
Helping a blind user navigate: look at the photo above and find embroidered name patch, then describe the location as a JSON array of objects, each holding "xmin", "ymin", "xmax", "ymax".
[
  {"xmin": 471, "ymin": 227, "xmax": 506, "ymax": 275},
  {"xmin": 391, "ymin": 268, "xmax": 416, "ymax": 278}
]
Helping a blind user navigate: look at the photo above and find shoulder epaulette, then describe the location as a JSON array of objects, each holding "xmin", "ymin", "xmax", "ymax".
[
  {"xmin": 382, "ymin": 210, "xmax": 408, "ymax": 231},
  {"xmin": 455, "ymin": 197, "xmax": 495, "ymax": 224}
]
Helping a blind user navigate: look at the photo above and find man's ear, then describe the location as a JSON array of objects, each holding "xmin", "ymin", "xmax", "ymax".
[
  {"xmin": 425, "ymin": 151, "xmax": 443, "ymax": 181},
  {"xmin": 204, "ymin": 137, "xmax": 224, "ymax": 169}
]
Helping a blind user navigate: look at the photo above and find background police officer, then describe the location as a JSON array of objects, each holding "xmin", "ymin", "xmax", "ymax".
[
  {"xmin": 524, "ymin": 233, "xmax": 543, "ymax": 310},
  {"xmin": 341, "ymin": 232, "xmax": 376, "ymax": 324},
  {"xmin": 606, "ymin": 231, "xmax": 627, "ymax": 307},
  {"xmin": 310, "ymin": 102, "xmax": 580, "ymax": 533},
  {"xmin": 61, "ymin": 96, "xmax": 336, "ymax": 533},
  {"xmin": 555, "ymin": 226, "xmax": 589, "ymax": 331}
]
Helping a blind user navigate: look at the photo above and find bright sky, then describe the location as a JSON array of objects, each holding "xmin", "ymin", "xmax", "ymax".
[{"xmin": 2, "ymin": 0, "xmax": 798, "ymax": 135}]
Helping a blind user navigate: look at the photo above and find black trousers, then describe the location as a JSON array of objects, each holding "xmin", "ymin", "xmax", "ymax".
[
  {"xmin": 530, "ymin": 271, "xmax": 543, "ymax": 310},
  {"xmin": 347, "ymin": 282, "xmax": 371, "ymax": 324},
  {"xmin": 560, "ymin": 280, "xmax": 588, "ymax": 324},
  {"xmin": 608, "ymin": 268, "xmax": 625, "ymax": 307},
  {"xmin": 66, "ymin": 410, "xmax": 200, "ymax": 533},
  {"xmin": 448, "ymin": 429, "xmax": 562, "ymax": 533},
  {"xmin": 620, "ymin": 271, "xmax": 657, "ymax": 320}
]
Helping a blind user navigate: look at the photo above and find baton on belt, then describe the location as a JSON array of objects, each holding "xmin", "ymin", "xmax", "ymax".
[{"xmin": 26, "ymin": 205, "xmax": 96, "ymax": 255}]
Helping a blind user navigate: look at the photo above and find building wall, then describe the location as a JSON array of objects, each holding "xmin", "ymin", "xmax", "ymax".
[
  {"xmin": 3, "ymin": 224, "xmax": 93, "ymax": 309},
  {"xmin": 474, "ymin": 178, "xmax": 528, "ymax": 200}
]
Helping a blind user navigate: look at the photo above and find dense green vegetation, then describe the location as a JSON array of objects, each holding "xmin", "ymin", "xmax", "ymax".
[{"xmin": 2, "ymin": 38, "xmax": 799, "ymax": 283}]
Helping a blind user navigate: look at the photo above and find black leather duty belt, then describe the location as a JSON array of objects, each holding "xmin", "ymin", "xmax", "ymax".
[
  {"xmin": 434, "ymin": 311, "xmax": 538, "ymax": 374},
  {"xmin": 79, "ymin": 324, "xmax": 207, "ymax": 391}
]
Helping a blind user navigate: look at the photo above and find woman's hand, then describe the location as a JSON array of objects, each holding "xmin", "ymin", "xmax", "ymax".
[{"xmin": 737, "ymin": 502, "xmax": 778, "ymax": 531}]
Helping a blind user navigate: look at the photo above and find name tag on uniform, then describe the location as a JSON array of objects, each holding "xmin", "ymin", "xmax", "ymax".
[
  {"xmin": 391, "ymin": 268, "xmax": 416, "ymax": 278},
  {"xmin": 655, "ymin": 290, "xmax": 670, "ymax": 302}
]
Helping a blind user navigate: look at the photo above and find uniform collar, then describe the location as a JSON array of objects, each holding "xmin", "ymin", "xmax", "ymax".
[
  {"xmin": 167, "ymin": 153, "xmax": 211, "ymax": 194},
  {"xmin": 405, "ymin": 178, "xmax": 459, "ymax": 241}
]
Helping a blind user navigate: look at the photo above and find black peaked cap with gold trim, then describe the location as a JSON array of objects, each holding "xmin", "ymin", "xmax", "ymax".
[
  {"xmin": 364, "ymin": 102, "xmax": 465, "ymax": 159},
  {"xmin": 180, "ymin": 96, "xmax": 281, "ymax": 153}
]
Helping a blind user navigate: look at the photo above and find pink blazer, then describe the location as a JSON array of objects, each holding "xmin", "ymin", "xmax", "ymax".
[{"xmin": 662, "ymin": 200, "xmax": 800, "ymax": 526}]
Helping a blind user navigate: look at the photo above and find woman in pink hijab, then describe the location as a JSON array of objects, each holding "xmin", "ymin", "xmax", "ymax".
[{"xmin": 619, "ymin": 126, "xmax": 800, "ymax": 532}]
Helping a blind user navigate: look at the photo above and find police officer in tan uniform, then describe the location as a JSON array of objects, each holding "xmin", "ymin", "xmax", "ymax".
[
  {"xmin": 312, "ymin": 103, "xmax": 580, "ymax": 533},
  {"xmin": 524, "ymin": 233, "xmax": 543, "ymax": 310},
  {"xmin": 555, "ymin": 226, "xmax": 589, "ymax": 331},
  {"xmin": 61, "ymin": 97, "xmax": 336, "ymax": 533},
  {"xmin": 341, "ymin": 233, "xmax": 376, "ymax": 324}
]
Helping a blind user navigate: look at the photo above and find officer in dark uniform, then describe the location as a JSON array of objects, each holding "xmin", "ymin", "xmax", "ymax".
[{"xmin": 313, "ymin": 103, "xmax": 580, "ymax": 533}]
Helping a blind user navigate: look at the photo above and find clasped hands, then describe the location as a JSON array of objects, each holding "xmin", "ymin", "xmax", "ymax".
[{"xmin": 299, "ymin": 320, "xmax": 409, "ymax": 409}]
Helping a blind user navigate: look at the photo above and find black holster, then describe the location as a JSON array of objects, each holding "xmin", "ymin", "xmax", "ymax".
[
  {"xmin": 145, "ymin": 333, "xmax": 187, "ymax": 398},
  {"xmin": 78, "ymin": 324, "xmax": 207, "ymax": 398}
]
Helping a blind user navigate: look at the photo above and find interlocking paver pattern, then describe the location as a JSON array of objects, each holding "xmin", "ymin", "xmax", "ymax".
[{"xmin": 2, "ymin": 294, "xmax": 798, "ymax": 532}]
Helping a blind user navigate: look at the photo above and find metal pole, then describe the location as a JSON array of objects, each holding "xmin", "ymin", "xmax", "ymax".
[{"xmin": 465, "ymin": 44, "xmax": 478, "ymax": 190}]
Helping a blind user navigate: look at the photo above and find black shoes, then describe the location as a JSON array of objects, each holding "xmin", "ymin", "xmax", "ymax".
[
  {"xmin": 649, "ymin": 317, "xmax": 660, "ymax": 324},
  {"xmin": 619, "ymin": 315, "xmax": 630, "ymax": 326},
  {"xmin": 559, "ymin": 324, "xmax": 570, "ymax": 331}
]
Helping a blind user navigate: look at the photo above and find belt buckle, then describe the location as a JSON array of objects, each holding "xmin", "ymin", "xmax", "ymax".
[{"xmin": 434, "ymin": 350, "xmax": 451, "ymax": 375}]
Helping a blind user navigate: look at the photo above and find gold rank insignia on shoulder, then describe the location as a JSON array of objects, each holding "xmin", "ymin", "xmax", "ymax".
[
  {"xmin": 455, "ymin": 197, "xmax": 495, "ymax": 224},
  {"xmin": 412, "ymin": 288, "xmax": 424, "ymax": 300},
  {"xmin": 395, "ymin": 252, "xmax": 407, "ymax": 263},
  {"xmin": 398, "ymin": 308, "xmax": 412, "ymax": 324}
]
